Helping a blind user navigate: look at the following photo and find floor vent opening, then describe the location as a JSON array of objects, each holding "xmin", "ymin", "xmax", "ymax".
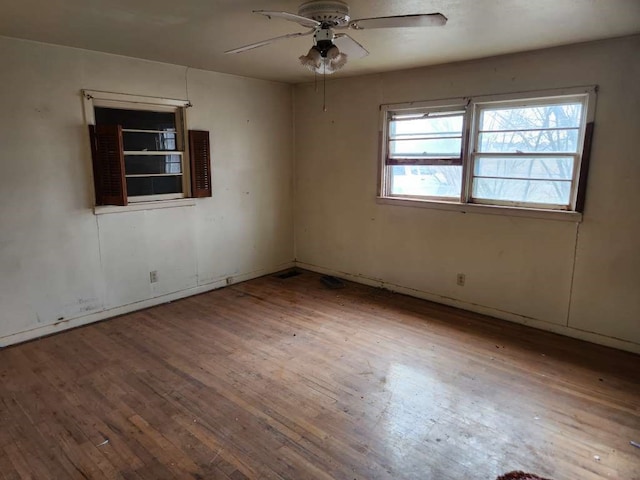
[{"xmin": 276, "ymin": 270, "xmax": 302, "ymax": 279}]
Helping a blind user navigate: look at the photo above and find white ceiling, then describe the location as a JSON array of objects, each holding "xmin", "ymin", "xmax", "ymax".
[{"xmin": 1, "ymin": 0, "xmax": 639, "ymax": 83}]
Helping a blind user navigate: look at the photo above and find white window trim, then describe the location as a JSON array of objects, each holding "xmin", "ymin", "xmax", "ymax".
[
  {"xmin": 82, "ymin": 90, "xmax": 193, "ymax": 210},
  {"xmin": 378, "ymin": 86, "xmax": 597, "ymax": 221},
  {"xmin": 376, "ymin": 197, "xmax": 583, "ymax": 222}
]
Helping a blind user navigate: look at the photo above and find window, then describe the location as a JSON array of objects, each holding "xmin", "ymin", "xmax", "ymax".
[
  {"xmin": 84, "ymin": 90, "xmax": 211, "ymax": 207},
  {"xmin": 380, "ymin": 87, "xmax": 596, "ymax": 213},
  {"xmin": 95, "ymin": 106, "xmax": 185, "ymax": 201},
  {"xmin": 386, "ymin": 107, "xmax": 465, "ymax": 200}
]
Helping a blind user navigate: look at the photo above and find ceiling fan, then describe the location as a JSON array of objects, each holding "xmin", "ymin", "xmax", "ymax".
[{"xmin": 225, "ymin": 0, "xmax": 447, "ymax": 75}]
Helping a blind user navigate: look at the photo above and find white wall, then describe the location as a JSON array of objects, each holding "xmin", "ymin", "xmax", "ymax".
[
  {"xmin": 0, "ymin": 36, "xmax": 294, "ymax": 345},
  {"xmin": 294, "ymin": 35, "xmax": 640, "ymax": 353},
  {"xmin": 2, "ymin": 34, "xmax": 638, "ymax": 354}
]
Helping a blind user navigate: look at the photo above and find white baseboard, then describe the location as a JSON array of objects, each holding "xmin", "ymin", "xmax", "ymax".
[
  {"xmin": 0, "ymin": 262, "xmax": 295, "ymax": 348},
  {"xmin": 4, "ymin": 259, "xmax": 638, "ymax": 355},
  {"xmin": 296, "ymin": 262, "xmax": 640, "ymax": 355}
]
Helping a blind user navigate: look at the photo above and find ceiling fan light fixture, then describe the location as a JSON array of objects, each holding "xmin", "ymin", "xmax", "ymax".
[
  {"xmin": 325, "ymin": 45, "xmax": 347, "ymax": 70},
  {"xmin": 299, "ymin": 45, "xmax": 347, "ymax": 74},
  {"xmin": 299, "ymin": 46, "xmax": 323, "ymax": 69}
]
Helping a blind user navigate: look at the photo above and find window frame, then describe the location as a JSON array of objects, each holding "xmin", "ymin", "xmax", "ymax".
[
  {"xmin": 380, "ymin": 98, "xmax": 469, "ymax": 201},
  {"xmin": 379, "ymin": 86, "xmax": 597, "ymax": 217},
  {"xmin": 83, "ymin": 90, "xmax": 192, "ymax": 204}
]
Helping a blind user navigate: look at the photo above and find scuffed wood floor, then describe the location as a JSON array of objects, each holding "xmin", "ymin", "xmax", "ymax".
[{"xmin": 1, "ymin": 271, "xmax": 638, "ymax": 479}]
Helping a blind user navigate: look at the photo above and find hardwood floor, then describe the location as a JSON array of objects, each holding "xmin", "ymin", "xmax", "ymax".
[{"xmin": 1, "ymin": 270, "xmax": 638, "ymax": 480}]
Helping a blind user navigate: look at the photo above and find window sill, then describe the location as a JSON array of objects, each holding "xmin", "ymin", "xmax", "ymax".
[
  {"xmin": 94, "ymin": 198, "xmax": 196, "ymax": 215},
  {"xmin": 376, "ymin": 197, "xmax": 583, "ymax": 222}
]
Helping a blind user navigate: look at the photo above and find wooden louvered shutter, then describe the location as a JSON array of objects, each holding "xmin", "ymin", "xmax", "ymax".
[
  {"xmin": 189, "ymin": 130, "xmax": 212, "ymax": 198},
  {"xmin": 89, "ymin": 124, "xmax": 127, "ymax": 206}
]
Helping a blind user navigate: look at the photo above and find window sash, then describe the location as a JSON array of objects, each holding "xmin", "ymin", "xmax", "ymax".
[
  {"xmin": 468, "ymin": 157, "xmax": 580, "ymax": 210},
  {"xmin": 386, "ymin": 157, "xmax": 462, "ymax": 166},
  {"xmin": 128, "ymin": 193, "xmax": 185, "ymax": 203},
  {"xmin": 385, "ymin": 106, "xmax": 467, "ymax": 168},
  {"xmin": 384, "ymin": 164, "xmax": 464, "ymax": 201},
  {"xmin": 469, "ymin": 96, "xmax": 587, "ymax": 209},
  {"xmin": 468, "ymin": 153, "xmax": 579, "ymax": 210},
  {"xmin": 126, "ymin": 174, "xmax": 184, "ymax": 178}
]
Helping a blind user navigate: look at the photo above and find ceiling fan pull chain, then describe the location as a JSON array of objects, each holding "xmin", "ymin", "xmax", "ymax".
[{"xmin": 323, "ymin": 63, "xmax": 327, "ymax": 112}]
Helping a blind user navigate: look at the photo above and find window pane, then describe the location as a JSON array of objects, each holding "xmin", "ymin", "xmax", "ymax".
[
  {"xmin": 95, "ymin": 107, "xmax": 176, "ymax": 131},
  {"xmin": 123, "ymin": 131, "xmax": 177, "ymax": 151},
  {"xmin": 478, "ymin": 129, "xmax": 579, "ymax": 153},
  {"xmin": 389, "ymin": 112, "xmax": 464, "ymax": 159},
  {"xmin": 125, "ymin": 155, "xmax": 182, "ymax": 175},
  {"xmin": 126, "ymin": 176, "xmax": 183, "ymax": 196},
  {"xmin": 474, "ymin": 156, "xmax": 574, "ymax": 180},
  {"xmin": 390, "ymin": 165, "xmax": 462, "ymax": 198},
  {"xmin": 390, "ymin": 114, "xmax": 463, "ymax": 137},
  {"xmin": 390, "ymin": 138, "xmax": 462, "ymax": 158},
  {"xmin": 479, "ymin": 103, "xmax": 583, "ymax": 131},
  {"xmin": 472, "ymin": 178, "xmax": 571, "ymax": 205}
]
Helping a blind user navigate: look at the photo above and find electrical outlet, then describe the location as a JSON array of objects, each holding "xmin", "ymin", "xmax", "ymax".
[
  {"xmin": 456, "ymin": 273, "xmax": 466, "ymax": 286},
  {"xmin": 150, "ymin": 270, "xmax": 159, "ymax": 283},
  {"xmin": 225, "ymin": 276, "xmax": 233, "ymax": 286}
]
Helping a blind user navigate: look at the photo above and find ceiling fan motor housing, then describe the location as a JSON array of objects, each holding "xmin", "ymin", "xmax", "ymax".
[
  {"xmin": 298, "ymin": 0, "xmax": 351, "ymax": 26},
  {"xmin": 313, "ymin": 28, "xmax": 336, "ymax": 56}
]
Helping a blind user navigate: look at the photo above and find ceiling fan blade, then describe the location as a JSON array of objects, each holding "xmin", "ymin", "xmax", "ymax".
[
  {"xmin": 334, "ymin": 34, "xmax": 369, "ymax": 59},
  {"xmin": 253, "ymin": 10, "xmax": 321, "ymax": 28},
  {"xmin": 224, "ymin": 29, "xmax": 315, "ymax": 54},
  {"xmin": 349, "ymin": 13, "xmax": 447, "ymax": 30}
]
